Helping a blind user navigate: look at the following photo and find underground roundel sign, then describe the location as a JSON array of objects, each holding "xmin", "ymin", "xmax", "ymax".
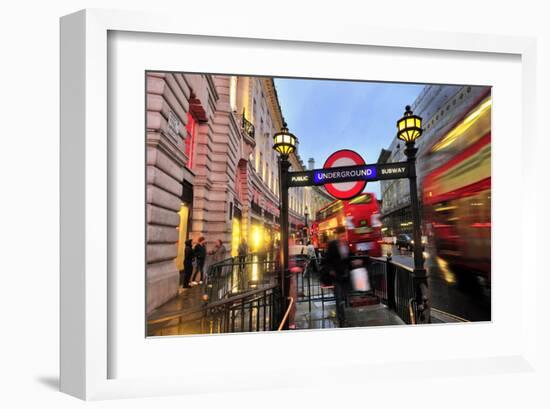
[{"xmin": 322, "ymin": 149, "xmax": 367, "ymax": 200}]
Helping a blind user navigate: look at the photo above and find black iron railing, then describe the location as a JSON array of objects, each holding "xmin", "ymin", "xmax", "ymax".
[
  {"xmin": 242, "ymin": 110, "xmax": 255, "ymax": 139},
  {"xmin": 362, "ymin": 256, "xmax": 417, "ymax": 324},
  {"xmin": 205, "ymin": 253, "xmax": 278, "ymax": 303},
  {"xmin": 148, "ymin": 284, "xmax": 283, "ymax": 335},
  {"xmin": 293, "ymin": 255, "xmax": 335, "ymax": 314},
  {"xmin": 295, "ymin": 253, "xmax": 418, "ymax": 325},
  {"xmin": 204, "ymin": 284, "xmax": 283, "ymax": 333}
]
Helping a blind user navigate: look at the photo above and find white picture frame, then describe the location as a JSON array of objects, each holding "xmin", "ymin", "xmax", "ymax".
[{"xmin": 60, "ymin": 8, "xmax": 540, "ymax": 401}]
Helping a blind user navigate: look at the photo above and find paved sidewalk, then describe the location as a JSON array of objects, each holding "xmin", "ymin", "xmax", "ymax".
[{"xmin": 147, "ymin": 285, "xmax": 207, "ymax": 336}]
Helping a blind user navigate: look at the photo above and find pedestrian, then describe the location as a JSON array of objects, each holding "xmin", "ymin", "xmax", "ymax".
[
  {"xmin": 268, "ymin": 239, "xmax": 275, "ymax": 262},
  {"xmin": 238, "ymin": 238, "xmax": 248, "ymax": 266},
  {"xmin": 324, "ymin": 226, "xmax": 350, "ymax": 327},
  {"xmin": 306, "ymin": 240, "xmax": 318, "ymax": 272},
  {"xmin": 182, "ymin": 239, "xmax": 194, "ymax": 289},
  {"xmin": 190, "ymin": 237, "xmax": 206, "ymax": 286},
  {"xmin": 210, "ymin": 239, "xmax": 227, "ymax": 264},
  {"xmin": 273, "ymin": 239, "xmax": 281, "ymax": 270},
  {"xmin": 237, "ymin": 238, "xmax": 248, "ymax": 288}
]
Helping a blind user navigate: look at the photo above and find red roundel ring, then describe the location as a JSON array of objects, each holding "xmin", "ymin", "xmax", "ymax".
[{"xmin": 322, "ymin": 149, "xmax": 366, "ymax": 200}]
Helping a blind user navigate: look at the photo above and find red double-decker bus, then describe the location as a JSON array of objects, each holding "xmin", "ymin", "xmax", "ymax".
[
  {"xmin": 313, "ymin": 193, "xmax": 382, "ymax": 257},
  {"xmin": 423, "ymin": 93, "xmax": 491, "ymax": 282}
]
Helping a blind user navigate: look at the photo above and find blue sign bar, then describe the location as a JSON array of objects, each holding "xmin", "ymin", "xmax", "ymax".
[
  {"xmin": 313, "ymin": 165, "xmax": 377, "ymax": 185},
  {"xmin": 286, "ymin": 162, "xmax": 409, "ymax": 187}
]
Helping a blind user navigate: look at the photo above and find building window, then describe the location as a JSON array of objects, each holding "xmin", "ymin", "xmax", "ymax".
[{"xmin": 185, "ymin": 111, "xmax": 198, "ymax": 169}]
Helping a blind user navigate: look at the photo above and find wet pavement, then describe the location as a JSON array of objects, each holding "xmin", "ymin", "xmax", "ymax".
[
  {"xmin": 147, "ymin": 285, "xmax": 208, "ymax": 336},
  {"xmin": 294, "ymin": 286, "xmax": 404, "ymax": 330},
  {"xmin": 147, "ymin": 244, "xmax": 487, "ymax": 336},
  {"xmin": 149, "ymin": 273, "xmax": 405, "ymax": 335},
  {"xmin": 381, "ymin": 244, "xmax": 491, "ymax": 322}
]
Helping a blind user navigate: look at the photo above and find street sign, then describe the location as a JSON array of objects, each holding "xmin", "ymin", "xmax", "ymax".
[
  {"xmin": 377, "ymin": 162, "xmax": 410, "ymax": 179},
  {"xmin": 288, "ymin": 171, "xmax": 313, "ymax": 187},
  {"xmin": 287, "ymin": 161, "xmax": 410, "ymax": 188},
  {"xmin": 322, "ymin": 149, "xmax": 367, "ymax": 200},
  {"xmin": 313, "ymin": 164, "xmax": 377, "ymax": 184}
]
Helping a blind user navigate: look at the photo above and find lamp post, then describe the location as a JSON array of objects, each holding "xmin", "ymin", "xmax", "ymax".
[
  {"xmin": 273, "ymin": 121, "xmax": 298, "ymax": 320},
  {"xmin": 396, "ymin": 105, "xmax": 430, "ymax": 324},
  {"xmin": 304, "ymin": 206, "xmax": 309, "ymax": 242}
]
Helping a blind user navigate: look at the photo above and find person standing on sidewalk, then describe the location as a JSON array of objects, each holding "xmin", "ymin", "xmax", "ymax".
[
  {"xmin": 182, "ymin": 239, "xmax": 194, "ymax": 289},
  {"xmin": 210, "ymin": 239, "xmax": 227, "ymax": 263},
  {"xmin": 191, "ymin": 237, "xmax": 206, "ymax": 286},
  {"xmin": 237, "ymin": 238, "xmax": 248, "ymax": 288},
  {"xmin": 324, "ymin": 226, "xmax": 350, "ymax": 327}
]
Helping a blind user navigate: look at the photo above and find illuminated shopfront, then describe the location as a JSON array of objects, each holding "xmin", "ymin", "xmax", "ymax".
[
  {"xmin": 251, "ymin": 223, "xmax": 264, "ymax": 253},
  {"xmin": 231, "ymin": 217, "xmax": 240, "ymax": 257},
  {"xmin": 175, "ymin": 181, "xmax": 193, "ymax": 272},
  {"xmin": 175, "ymin": 204, "xmax": 189, "ymax": 271}
]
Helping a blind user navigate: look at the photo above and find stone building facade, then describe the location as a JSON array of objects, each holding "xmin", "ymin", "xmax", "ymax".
[
  {"xmin": 379, "ymin": 84, "xmax": 491, "ymax": 236},
  {"xmin": 146, "ymin": 73, "xmax": 329, "ymax": 314}
]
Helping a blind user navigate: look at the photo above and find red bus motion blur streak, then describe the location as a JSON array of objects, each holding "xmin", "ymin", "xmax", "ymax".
[
  {"xmin": 312, "ymin": 193, "xmax": 382, "ymax": 257},
  {"xmin": 423, "ymin": 93, "xmax": 492, "ymax": 282}
]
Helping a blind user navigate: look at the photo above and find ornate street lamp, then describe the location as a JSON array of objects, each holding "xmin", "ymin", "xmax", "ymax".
[
  {"xmin": 273, "ymin": 122, "xmax": 297, "ymax": 157},
  {"xmin": 396, "ymin": 105, "xmax": 430, "ymax": 324},
  {"xmin": 273, "ymin": 121, "xmax": 298, "ymax": 324},
  {"xmin": 397, "ymin": 105, "xmax": 423, "ymax": 144}
]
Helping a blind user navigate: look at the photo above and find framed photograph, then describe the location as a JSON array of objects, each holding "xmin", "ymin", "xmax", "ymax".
[{"xmin": 60, "ymin": 8, "xmax": 539, "ymax": 401}]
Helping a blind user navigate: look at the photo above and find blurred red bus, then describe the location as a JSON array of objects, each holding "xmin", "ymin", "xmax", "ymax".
[
  {"xmin": 313, "ymin": 193, "xmax": 382, "ymax": 257},
  {"xmin": 423, "ymin": 93, "xmax": 491, "ymax": 282}
]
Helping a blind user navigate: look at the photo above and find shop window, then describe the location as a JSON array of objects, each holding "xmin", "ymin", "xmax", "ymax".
[{"xmin": 231, "ymin": 217, "xmax": 241, "ymax": 257}]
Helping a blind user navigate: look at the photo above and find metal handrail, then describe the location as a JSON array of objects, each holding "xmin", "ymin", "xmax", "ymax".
[
  {"xmin": 207, "ymin": 284, "xmax": 278, "ymax": 309},
  {"xmin": 208, "ymin": 251, "xmax": 276, "ymax": 267},
  {"xmin": 277, "ymin": 297, "xmax": 294, "ymax": 331},
  {"xmin": 205, "ymin": 283, "xmax": 282, "ymax": 333}
]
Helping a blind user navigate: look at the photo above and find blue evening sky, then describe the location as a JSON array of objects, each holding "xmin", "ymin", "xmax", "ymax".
[{"xmin": 274, "ymin": 78, "xmax": 425, "ymax": 199}]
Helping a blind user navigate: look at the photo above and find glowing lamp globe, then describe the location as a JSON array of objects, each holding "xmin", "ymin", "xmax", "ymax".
[
  {"xmin": 397, "ymin": 105, "xmax": 423, "ymax": 144},
  {"xmin": 273, "ymin": 122, "xmax": 297, "ymax": 156}
]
